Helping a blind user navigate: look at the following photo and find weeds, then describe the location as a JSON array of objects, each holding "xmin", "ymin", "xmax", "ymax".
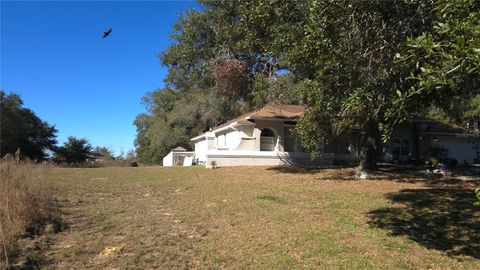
[{"xmin": 0, "ymin": 155, "xmax": 60, "ymax": 268}]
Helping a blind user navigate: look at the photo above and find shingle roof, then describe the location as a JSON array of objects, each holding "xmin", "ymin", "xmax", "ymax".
[
  {"xmin": 420, "ymin": 121, "xmax": 478, "ymax": 136},
  {"xmin": 88, "ymin": 151, "xmax": 105, "ymax": 158},
  {"xmin": 172, "ymin": 146, "xmax": 187, "ymax": 152},
  {"xmin": 213, "ymin": 104, "xmax": 306, "ymax": 131}
]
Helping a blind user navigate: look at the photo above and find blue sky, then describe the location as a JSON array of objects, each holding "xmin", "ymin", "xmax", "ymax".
[{"xmin": 1, "ymin": 1, "xmax": 199, "ymax": 155}]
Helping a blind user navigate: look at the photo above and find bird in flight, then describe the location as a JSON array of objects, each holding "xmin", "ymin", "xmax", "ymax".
[{"xmin": 102, "ymin": 28, "xmax": 112, "ymax": 39}]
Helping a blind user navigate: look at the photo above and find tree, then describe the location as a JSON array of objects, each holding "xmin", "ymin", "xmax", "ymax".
[
  {"xmin": 388, "ymin": 0, "xmax": 480, "ymax": 131},
  {"xmin": 135, "ymin": 1, "xmax": 302, "ymax": 164},
  {"xmin": 134, "ymin": 88, "xmax": 228, "ymax": 164},
  {"xmin": 126, "ymin": 149, "xmax": 136, "ymax": 160},
  {"xmin": 137, "ymin": 0, "xmax": 477, "ymax": 170},
  {"xmin": 54, "ymin": 137, "xmax": 92, "ymax": 164},
  {"xmin": 0, "ymin": 91, "xmax": 57, "ymax": 160},
  {"xmin": 238, "ymin": 0, "xmax": 433, "ymax": 170},
  {"xmin": 93, "ymin": 146, "xmax": 114, "ymax": 159}
]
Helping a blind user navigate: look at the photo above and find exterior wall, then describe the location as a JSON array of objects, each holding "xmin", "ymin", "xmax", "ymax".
[
  {"xmin": 205, "ymin": 151, "xmax": 334, "ymax": 168},
  {"xmin": 193, "ymin": 132, "xmax": 215, "ymax": 164},
  {"xmin": 194, "ymin": 140, "xmax": 208, "ymax": 164},
  {"xmin": 162, "ymin": 151, "xmax": 173, "ymax": 166},
  {"xmin": 233, "ymin": 124, "xmax": 256, "ymax": 150},
  {"xmin": 210, "ymin": 120, "xmax": 290, "ymax": 152},
  {"xmin": 420, "ymin": 135, "xmax": 480, "ymax": 164},
  {"xmin": 193, "ymin": 117, "xmax": 480, "ymax": 168},
  {"xmin": 196, "ymin": 119, "xmax": 337, "ymax": 168},
  {"xmin": 326, "ymin": 132, "xmax": 360, "ymax": 165},
  {"xmin": 378, "ymin": 124, "xmax": 416, "ymax": 163},
  {"xmin": 253, "ymin": 120, "xmax": 286, "ymax": 152}
]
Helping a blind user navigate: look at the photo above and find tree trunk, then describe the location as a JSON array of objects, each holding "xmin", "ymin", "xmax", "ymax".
[{"xmin": 359, "ymin": 120, "xmax": 379, "ymax": 171}]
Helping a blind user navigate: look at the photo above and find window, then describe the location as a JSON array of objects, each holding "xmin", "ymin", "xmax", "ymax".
[
  {"xmin": 401, "ymin": 139, "xmax": 409, "ymax": 155},
  {"xmin": 284, "ymin": 126, "xmax": 303, "ymax": 152},
  {"xmin": 217, "ymin": 134, "xmax": 226, "ymax": 149},
  {"xmin": 260, "ymin": 128, "xmax": 276, "ymax": 151},
  {"xmin": 392, "ymin": 139, "xmax": 401, "ymax": 155},
  {"xmin": 392, "ymin": 138, "xmax": 409, "ymax": 156}
]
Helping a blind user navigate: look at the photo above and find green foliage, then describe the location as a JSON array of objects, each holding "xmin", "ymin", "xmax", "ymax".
[
  {"xmin": 251, "ymin": 73, "xmax": 301, "ymax": 109},
  {"xmin": 134, "ymin": 88, "xmax": 230, "ymax": 164},
  {"xmin": 135, "ymin": 1, "xmax": 300, "ymax": 164},
  {"xmin": 136, "ymin": 0, "xmax": 478, "ymax": 169},
  {"xmin": 387, "ymin": 0, "xmax": 480, "ymax": 128},
  {"xmin": 255, "ymin": 0, "xmax": 434, "ymax": 167},
  {"xmin": 54, "ymin": 137, "xmax": 92, "ymax": 164},
  {"xmin": 0, "ymin": 91, "xmax": 57, "ymax": 160},
  {"xmin": 93, "ymin": 146, "xmax": 114, "ymax": 159},
  {"xmin": 475, "ymin": 187, "xmax": 480, "ymax": 206}
]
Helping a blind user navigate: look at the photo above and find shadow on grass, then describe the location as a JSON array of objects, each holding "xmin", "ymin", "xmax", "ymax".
[
  {"xmin": 267, "ymin": 165, "xmax": 345, "ymax": 174},
  {"xmin": 368, "ymin": 185, "xmax": 480, "ymax": 259},
  {"xmin": 269, "ymin": 164, "xmax": 479, "ymax": 184}
]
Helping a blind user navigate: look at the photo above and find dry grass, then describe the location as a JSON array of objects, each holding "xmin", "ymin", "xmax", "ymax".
[
  {"xmin": 0, "ymin": 158, "xmax": 60, "ymax": 268},
  {"xmin": 30, "ymin": 165, "xmax": 480, "ymax": 269},
  {"xmin": 56, "ymin": 159, "xmax": 134, "ymax": 168}
]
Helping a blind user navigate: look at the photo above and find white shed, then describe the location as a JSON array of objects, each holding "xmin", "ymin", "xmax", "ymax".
[{"xmin": 162, "ymin": 147, "xmax": 194, "ymax": 166}]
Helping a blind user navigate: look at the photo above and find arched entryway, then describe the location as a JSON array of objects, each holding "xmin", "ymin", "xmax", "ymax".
[{"xmin": 260, "ymin": 128, "xmax": 276, "ymax": 151}]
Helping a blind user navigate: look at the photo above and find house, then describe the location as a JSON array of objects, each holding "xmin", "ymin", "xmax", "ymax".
[
  {"xmin": 191, "ymin": 105, "xmax": 334, "ymax": 168},
  {"xmin": 191, "ymin": 104, "xmax": 480, "ymax": 168},
  {"xmin": 162, "ymin": 146, "xmax": 194, "ymax": 166},
  {"xmin": 86, "ymin": 151, "xmax": 106, "ymax": 163}
]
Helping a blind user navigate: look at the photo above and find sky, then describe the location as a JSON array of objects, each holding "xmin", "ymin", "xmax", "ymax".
[{"xmin": 1, "ymin": 0, "xmax": 199, "ymax": 155}]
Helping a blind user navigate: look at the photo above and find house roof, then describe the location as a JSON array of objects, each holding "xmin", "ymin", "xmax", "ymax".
[
  {"xmin": 214, "ymin": 104, "xmax": 306, "ymax": 130},
  {"xmin": 88, "ymin": 151, "xmax": 105, "ymax": 159},
  {"xmin": 419, "ymin": 121, "xmax": 478, "ymax": 136},
  {"xmin": 191, "ymin": 104, "xmax": 306, "ymax": 141},
  {"xmin": 190, "ymin": 104, "xmax": 479, "ymax": 142},
  {"xmin": 172, "ymin": 146, "xmax": 187, "ymax": 152}
]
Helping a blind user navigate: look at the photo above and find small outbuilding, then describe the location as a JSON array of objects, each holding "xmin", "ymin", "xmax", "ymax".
[{"xmin": 162, "ymin": 146, "xmax": 194, "ymax": 166}]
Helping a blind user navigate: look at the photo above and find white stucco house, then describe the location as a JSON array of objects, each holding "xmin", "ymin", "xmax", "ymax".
[
  {"xmin": 191, "ymin": 104, "xmax": 480, "ymax": 168},
  {"xmin": 191, "ymin": 105, "xmax": 334, "ymax": 168}
]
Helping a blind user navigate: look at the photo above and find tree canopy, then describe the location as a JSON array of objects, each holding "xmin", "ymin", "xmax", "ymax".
[
  {"xmin": 0, "ymin": 91, "xmax": 57, "ymax": 160},
  {"xmin": 93, "ymin": 146, "xmax": 115, "ymax": 159},
  {"xmin": 135, "ymin": 0, "xmax": 479, "ymax": 168},
  {"xmin": 54, "ymin": 136, "xmax": 93, "ymax": 164}
]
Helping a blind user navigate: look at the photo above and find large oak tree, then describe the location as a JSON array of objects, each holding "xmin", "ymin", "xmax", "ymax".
[{"xmin": 0, "ymin": 91, "xmax": 57, "ymax": 160}]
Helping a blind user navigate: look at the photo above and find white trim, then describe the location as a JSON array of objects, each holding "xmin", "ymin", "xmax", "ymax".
[
  {"xmin": 191, "ymin": 131, "xmax": 215, "ymax": 142},
  {"xmin": 191, "ymin": 120, "xmax": 256, "ymax": 141}
]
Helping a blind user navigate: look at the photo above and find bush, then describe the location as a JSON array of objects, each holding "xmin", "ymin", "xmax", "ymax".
[
  {"xmin": 428, "ymin": 157, "xmax": 440, "ymax": 166},
  {"xmin": 446, "ymin": 158, "xmax": 458, "ymax": 168},
  {"xmin": 0, "ymin": 156, "xmax": 60, "ymax": 267}
]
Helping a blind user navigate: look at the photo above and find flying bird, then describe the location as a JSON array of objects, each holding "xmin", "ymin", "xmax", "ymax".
[{"xmin": 102, "ymin": 28, "xmax": 112, "ymax": 39}]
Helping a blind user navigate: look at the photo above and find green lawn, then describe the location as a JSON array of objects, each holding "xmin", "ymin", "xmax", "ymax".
[{"xmin": 40, "ymin": 166, "xmax": 479, "ymax": 269}]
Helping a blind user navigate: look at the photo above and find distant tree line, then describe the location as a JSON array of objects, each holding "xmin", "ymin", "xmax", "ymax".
[
  {"xmin": 1, "ymin": 91, "xmax": 135, "ymax": 164},
  {"xmin": 134, "ymin": 0, "xmax": 479, "ymax": 169}
]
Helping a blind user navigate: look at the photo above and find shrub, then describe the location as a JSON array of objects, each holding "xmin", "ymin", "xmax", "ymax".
[
  {"xmin": 428, "ymin": 157, "xmax": 440, "ymax": 166},
  {"xmin": 426, "ymin": 146, "xmax": 449, "ymax": 163},
  {"xmin": 0, "ymin": 156, "xmax": 59, "ymax": 267},
  {"xmin": 445, "ymin": 158, "xmax": 458, "ymax": 168},
  {"xmin": 209, "ymin": 160, "xmax": 217, "ymax": 169}
]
